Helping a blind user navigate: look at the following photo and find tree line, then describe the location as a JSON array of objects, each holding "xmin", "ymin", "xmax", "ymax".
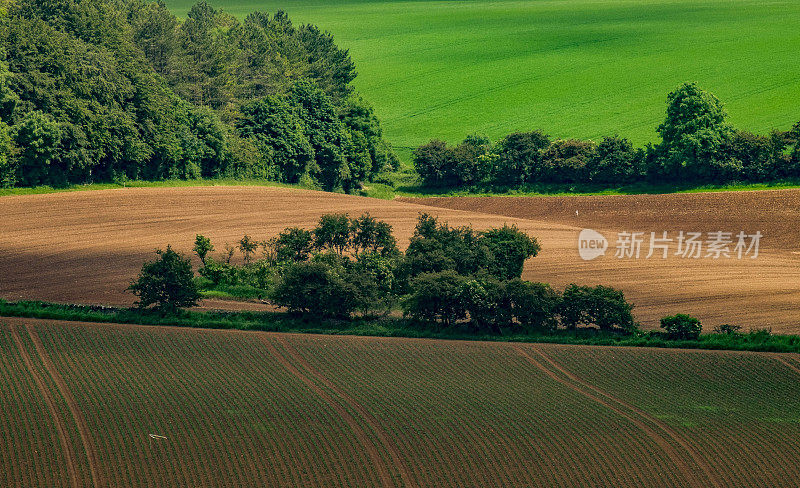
[
  {"xmin": 413, "ymin": 83, "xmax": 800, "ymax": 189},
  {"xmin": 0, "ymin": 0, "xmax": 396, "ymax": 190},
  {"xmin": 129, "ymin": 213, "xmax": 641, "ymax": 335}
]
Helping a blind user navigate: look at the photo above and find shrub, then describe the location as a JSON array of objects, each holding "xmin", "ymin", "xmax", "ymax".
[
  {"xmin": 713, "ymin": 323, "xmax": 742, "ymax": 335},
  {"xmin": 238, "ymin": 234, "xmax": 258, "ymax": 265},
  {"xmin": 505, "ymin": 279, "xmax": 560, "ymax": 332},
  {"xmin": 403, "ymin": 270, "xmax": 468, "ymax": 327},
  {"xmin": 660, "ymin": 314, "xmax": 702, "ymax": 340},
  {"xmin": 587, "ymin": 135, "xmax": 641, "ymax": 184},
  {"xmin": 193, "ymin": 234, "xmax": 214, "ymax": 265},
  {"xmin": 198, "ymin": 258, "xmax": 237, "ymax": 286},
  {"xmin": 413, "ymin": 139, "xmax": 455, "ymax": 186},
  {"xmin": 275, "ymin": 227, "xmax": 314, "ymax": 262},
  {"xmin": 270, "ymin": 261, "xmax": 357, "ymax": 317},
  {"xmin": 462, "ymin": 277, "xmax": 510, "ymax": 333},
  {"xmin": 350, "ymin": 213, "xmax": 398, "ymax": 257},
  {"xmin": 404, "ymin": 213, "xmax": 491, "ymax": 278},
  {"xmin": 128, "ymin": 247, "xmax": 200, "ymax": 313},
  {"xmin": 539, "ymin": 139, "xmax": 596, "ymax": 183},
  {"xmin": 480, "ymin": 224, "xmax": 540, "ymax": 280},
  {"xmin": 560, "ymin": 284, "xmax": 636, "ymax": 333},
  {"xmin": 494, "ymin": 131, "xmax": 550, "ymax": 185},
  {"xmin": 314, "ymin": 213, "xmax": 351, "ymax": 254}
]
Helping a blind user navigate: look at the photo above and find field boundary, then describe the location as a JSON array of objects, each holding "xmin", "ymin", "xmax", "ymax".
[
  {"xmin": 512, "ymin": 344, "xmax": 721, "ymax": 488},
  {"xmin": 259, "ymin": 335, "xmax": 397, "ymax": 488},
  {"xmin": 26, "ymin": 324, "xmax": 103, "ymax": 488},
  {"xmin": 8, "ymin": 324, "xmax": 81, "ymax": 488},
  {"xmin": 274, "ymin": 335, "xmax": 418, "ymax": 488}
]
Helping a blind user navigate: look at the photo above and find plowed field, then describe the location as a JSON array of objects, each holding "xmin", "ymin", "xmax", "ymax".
[
  {"xmin": 2, "ymin": 317, "xmax": 798, "ymax": 487},
  {"xmin": 2, "ymin": 186, "xmax": 799, "ymax": 331}
]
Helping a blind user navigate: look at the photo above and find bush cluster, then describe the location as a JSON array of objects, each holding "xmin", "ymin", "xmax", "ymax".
[
  {"xmin": 136, "ymin": 213, "xmax": 639, "ymax": 335},
  {"xmin": 414, "ymin": 83, "xmax": 800, "ymax": 189}
]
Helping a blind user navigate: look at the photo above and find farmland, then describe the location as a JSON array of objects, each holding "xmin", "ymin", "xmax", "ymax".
[
  {"xmin": 1, "ymin": 186, "xmax": 800, "ymax": 331},
  {"xmin": 2, "ymin": 317, "xmax": 799, "ymax": 487},
  {"xmin": 165, "ymin": 0, "xmax": 800, "ymax": 150}
]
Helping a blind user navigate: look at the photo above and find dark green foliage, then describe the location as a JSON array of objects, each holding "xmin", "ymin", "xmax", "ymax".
[
  {"xmin": 313, "ymin": 213, "xmax": 351, "ymax": 254},
  {"xmin": 539, "ymin": 139, "xmax": 596, "ymax": 183},
  {"xmin": 128, "ymin": 246, "xmax": 200, "ymax": 312},
  {"xmin": 404, "ymin": 213, "xmax": 491, "ymax": 278},
  {"xmin": 0, "ymin": 120, "xmax": 13, "ymax": 187},
  {"xmin": 713, "ymin": 323, "xmax": 742, "ymax": 335},
  {"xmin": 409, "ymin": 84, "xmax": 799, "ymax": 190},
  {"xmin": 654, "ymin": 82, "xmax": 739, "ymax": 182},
  {"xmin": 274, "ymin": 227, "xmax": 314, "ymax": 262},
  {"xmin": 270, "ymin": 261, "xmax": 357, "ymax": 317},
  {"xmin": 505, "ymin": 279, "xmax": 560, "ymax": 332},
  {"xmin": 461, "ymin": 276, "xmax": 510, "ymax": 332},
  {"xmin": 587, "ymin": 135, "xmax": 641, "ymax": 184},
  {"xmin": 350, "ymin": 213, "xmax": 398, "ymax": 256},
  {"xmin": 725, "ymin": 130, "xmax": 793, "ymax": 180},
  {"xmin": 12, "ymin": 111, "xmax": 62, "ymax": 186},
  {"xmin": 560, "ymin": 284, "xmax": 636, "ymax": 332},
  {"xmin": 480, "ymin": 224, "xmax": 540, "ymax": 280},
  {"xmin": 193, "ymin": 234, "xmax": 213, "ymax": 265},
  {"xmin": 0, "ymin": 0, "xmax": 392, "ymax": 189},
  {"xmin": 238, "ymin": 234, "xmax": 258, "ymax": 264},
  {"xmin": 494, "ymin": 131, "xmax": 550, "ymax": 185},
  {"xmin": 238, "ymin": 95, "xmax": 312, "ymax": 182},
  {"xmin": 412, "ymin": 135, "xmax": 492, "ymax": 187},
  {"xmin": 660, "ymin": 314, "xmax": 703, "ymax": 340},
  {"xmin": 403, "ymin": 270, "xmax": 468, "ymax": 327},
  {"xmin": 4, "ymin": 299, "xmax": 800, "ymax": 354},
  {"xmin": 403, "ymin": 214, "xmax": 538, "ymax": 282},
  {"xmin": 412, "ymin": 139, "xmax": 454, "ymax": 187}
]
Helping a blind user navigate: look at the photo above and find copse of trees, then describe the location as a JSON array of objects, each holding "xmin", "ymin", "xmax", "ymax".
[
  {"xmin": 413, "ymin": 83, "xmax": 800, "ymax": 189},
  {"xmin": 0, "ymin": 0, "xmax": 396, "ymax": 190},
  {"xmin": 171, "ymin": 212, "xmax": 638, "ymax": 333}
]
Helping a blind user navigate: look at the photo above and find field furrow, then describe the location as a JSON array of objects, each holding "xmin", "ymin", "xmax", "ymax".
[{"xmin": 8, "ymin": 324, "xmax": 81, "ymax": 488}]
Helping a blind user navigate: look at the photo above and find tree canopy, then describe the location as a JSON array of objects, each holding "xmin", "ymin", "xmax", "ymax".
[{"xmin": 0, "ymin": 0, "xmax": 395, "ymax": 189}]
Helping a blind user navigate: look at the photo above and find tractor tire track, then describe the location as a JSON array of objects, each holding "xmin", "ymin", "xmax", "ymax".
[
  {"xmin": 768, "ymin": 353, "xmax": 800, "ymax": 377},
  {"xmin": 259, "ymin": 335, "xmax": 395, "ymax": 488},
  {"xmin": 530, "ymin": 346, "xmax": 724, "ymax": 488},
  {"xmin": 9, "ymin": 324, "xmax": 81, "ymax": 488},
  {"xmin": 512, "ymin": 344, "xmax": 710, "ymax": 488},
  {"xmin": 275, "ymin": 335, "xmax": 418, "ymax": 488},
  {"xmin": 26, "ymin": 324, "xmax": 103, "ymax": 488}
]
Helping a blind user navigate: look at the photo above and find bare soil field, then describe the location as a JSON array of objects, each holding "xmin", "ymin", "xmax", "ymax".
[
  {"xmin": 1, "ymin": 186, "xmax": 799, "ymax": 331},
  {"xmin": 2, "ymin": 317, "xmax": 798, "ymax": 487},
  {"xmin": 402, "ymin": 190, "xmax": 800, "ymax": 332}
]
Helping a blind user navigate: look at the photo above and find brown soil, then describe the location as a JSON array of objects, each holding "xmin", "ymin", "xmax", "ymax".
[
  {"xmin": 1, "ymin": 186, "xmax": 799, "ymax": 331},
  {"xmin": 402, "ymin": 190, "xmax": 800, "ymax": 332}
]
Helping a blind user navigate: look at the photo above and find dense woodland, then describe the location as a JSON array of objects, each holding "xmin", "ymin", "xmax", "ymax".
[
  {"xmin": 0, "ymin": 0, "xmax": 396, "ymax": 190},
  {"xmin": 413, "ymin": 83, "xmax": 800, "ymax": 189}
]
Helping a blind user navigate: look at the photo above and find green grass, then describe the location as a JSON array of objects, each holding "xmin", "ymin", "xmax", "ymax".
[
  {"xmin": 2, "ymin": 300, "xmax": 798, "ymax": 353},
  {"xmin": 166, "ymin": 0, "xmax": 800, "ymax": 152},
  {"xmin": 0, "ymin": 178, "xmax": 315, "ymax": 198}
]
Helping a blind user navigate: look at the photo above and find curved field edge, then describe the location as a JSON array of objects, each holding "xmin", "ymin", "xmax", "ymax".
[
  {"xmin": 5, "ymin": 178, "xmax": 800, "ymax": 201},
  {"xmin": 2, "ymin": 302, "xmax": 800, "ymax": 354},
  {"xmin": 3, "ymin": 318, "xmax": 798, "ymax": 487}
]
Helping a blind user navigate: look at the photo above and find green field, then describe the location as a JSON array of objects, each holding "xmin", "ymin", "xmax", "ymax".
[
  {"xmin": 166, "ymin": 0, "xmax": 800, "ymax": 150},
  {"xmin": 3, "ymin": 319, "xmax": 800, "ymax": 486}
]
